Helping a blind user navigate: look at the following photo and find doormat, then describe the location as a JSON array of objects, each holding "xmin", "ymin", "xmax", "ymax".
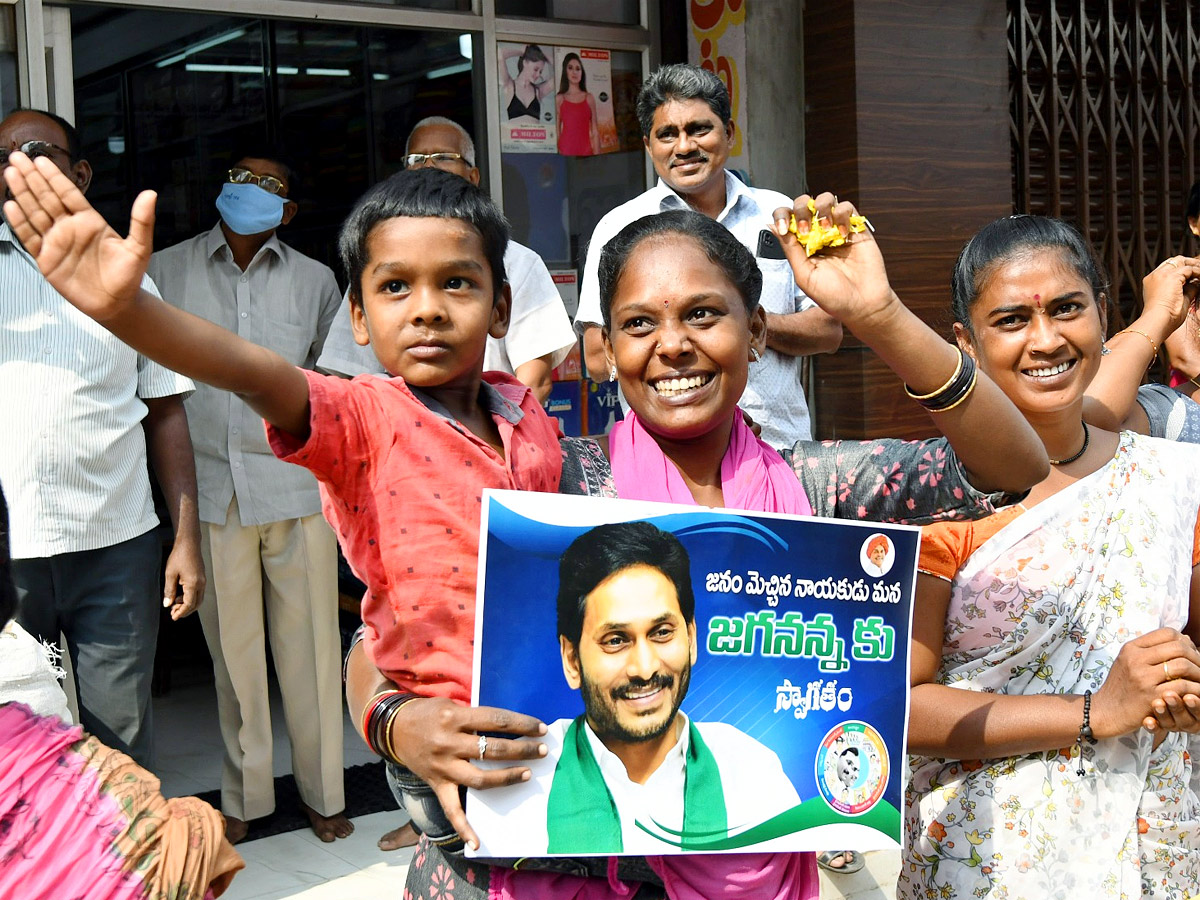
[{"xmin": 193, "ymin": 759, "xmax": 401, "ymax": 843}]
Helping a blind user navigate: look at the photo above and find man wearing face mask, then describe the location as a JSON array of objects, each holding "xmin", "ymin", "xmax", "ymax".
[{"xmin": 147, "ymin": 150, "xmax": 348, "ymax": 845}]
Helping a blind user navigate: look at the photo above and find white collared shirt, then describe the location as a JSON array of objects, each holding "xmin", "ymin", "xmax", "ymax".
[
  {"xmin": 0, "ymin": 223, "xmax": 194, "ymax": 559},
  {"xmin": 574, "ymin": 171, "xmax": 815, "ymax": 448},
  {"xmin": 147, "ymin": 224, "xmax": 342, "ymax": 526},
  {"xmin": 316, "ymin": 240, "xmax": 577, "ymax": 379}
]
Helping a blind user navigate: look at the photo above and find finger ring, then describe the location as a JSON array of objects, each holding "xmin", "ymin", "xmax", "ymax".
[
  {"xmin": 1166, "ymin": 259, "xmax": 1179, "ymax": 268},
  {"xmin": 1165, "ymin": 661, "xmax": 1172, "ymax": 680},
  {"xmin": 478, "ymin": 734, "xmax": 488, "ymax": 760}
]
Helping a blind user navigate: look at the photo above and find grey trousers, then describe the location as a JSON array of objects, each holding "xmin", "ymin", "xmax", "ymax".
[{"xmin": 13, "ymin": 529, "xmax": 160, "ymax": 767}]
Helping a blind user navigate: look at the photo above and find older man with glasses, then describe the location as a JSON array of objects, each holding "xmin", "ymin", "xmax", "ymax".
[
  {"xmin": 0, "ymin": 107, "xmax": 202, "ymax": 768},
  {"xmin": 317, "ymin": 116, "xmax": 577, "ymax": 404},
  {"xmin": 147, "ymin": 148, "xmax": 349, "ymax": 845}
]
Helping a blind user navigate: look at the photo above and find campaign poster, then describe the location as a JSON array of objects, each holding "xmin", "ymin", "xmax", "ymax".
[
  {"xmin": 468, "ymin": 491, "xmax": 915, "ymax": 857},
  {"xmin": 553, "ymin": 47, "xmax": 619, "ymax": 156},
  {"xmin": 499, "ymin": 41, "xmax": 557, "ymax": 152}
]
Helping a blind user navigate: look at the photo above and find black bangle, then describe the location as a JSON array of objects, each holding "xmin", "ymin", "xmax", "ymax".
[
  {"xmin": 1075, "ymin": 689, "xmax": 1098, "ymax": 776},
  {"xmin": 367, "ymin": 691, "xmax": 421, "ymax": 765},
  {"xmin": 905, "ymin": 349, "xmax": 978, "ymax": 412}
]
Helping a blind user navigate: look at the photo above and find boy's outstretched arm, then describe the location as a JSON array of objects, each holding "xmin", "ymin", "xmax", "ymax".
[{"xmin": 3, "ymin": 152, "xmax": 312, "ymax": 438}]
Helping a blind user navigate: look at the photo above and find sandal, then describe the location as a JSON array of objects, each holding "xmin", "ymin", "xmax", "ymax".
[{"xmin": 817, "ymin": 850, "xmax": 865, "ymax": 874}]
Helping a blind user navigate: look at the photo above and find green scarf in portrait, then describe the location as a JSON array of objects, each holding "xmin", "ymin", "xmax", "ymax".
[{"xmin": 545, "ymin": 715, "xmax": 727, "ymax": 853}]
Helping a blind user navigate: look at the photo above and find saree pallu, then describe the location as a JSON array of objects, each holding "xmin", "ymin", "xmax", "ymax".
[
  {"xmin": 900, "ymin": 434, "xmax": 1200, "ymax": 900},
  {"xmin": 0, "ymin": 702, "xmax": 243, "ymax": 900}
]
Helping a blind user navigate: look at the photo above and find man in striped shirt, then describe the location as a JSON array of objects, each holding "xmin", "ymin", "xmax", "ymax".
[{"xmin": 0, "ymin": 108, "xmax": 202, "ymax": 767}]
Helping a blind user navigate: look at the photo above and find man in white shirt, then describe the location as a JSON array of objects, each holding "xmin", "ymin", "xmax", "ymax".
[
  {"xmin": 317, "ymin": 117, "xmax": 576, "ymax": 402},
  {"xmin": 0, "ymin": 108, "xmax": 201, "ymax": 768},
  {"xmin": 470, "ymin": 521, "xmax": 799, "ymax": 856},
  {"xmin": 147, "ymin": 150, "xmax": 348, "ymax": 844},
  {"xmin": 573, "ymin": 64, "xmax": 842, "ymax": 449}
]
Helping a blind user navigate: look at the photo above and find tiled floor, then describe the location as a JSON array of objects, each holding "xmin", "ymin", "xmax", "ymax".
[{"xmin": 154, "ymin": 673, "xmax": 898, "ymax": 899}]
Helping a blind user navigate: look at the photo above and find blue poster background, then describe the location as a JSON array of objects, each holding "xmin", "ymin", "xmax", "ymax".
[{"xmin": 473, "ymin": 491, "xmax": 916, "ymax": 851}]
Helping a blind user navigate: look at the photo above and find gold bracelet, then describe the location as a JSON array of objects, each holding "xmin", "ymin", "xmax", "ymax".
[
  {"xmin": 905, "ymin": 347, "xmax": 963, "ymax": 401},
  {"xmin": 925, "ymin": 366, "xmax": 977, "ymax": 413},
  {"xmin": 1112, "ymin": 328, "xmax": 1158, "ymax": 357}
]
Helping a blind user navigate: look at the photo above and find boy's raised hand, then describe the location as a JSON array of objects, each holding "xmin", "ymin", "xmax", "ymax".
[{"xmin": 3, "ymin": 151, "xmax": 154, "ymax": 323}]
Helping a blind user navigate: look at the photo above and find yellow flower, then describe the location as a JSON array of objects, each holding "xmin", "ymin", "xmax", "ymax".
[{"xmin": 789, "ymin": 199, "xmax": 868, "ymax": 257}]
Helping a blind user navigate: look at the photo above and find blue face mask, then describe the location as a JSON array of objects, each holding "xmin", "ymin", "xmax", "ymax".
[{"xmin": 215, "ymin": 182, "xmax": 286, "ymax": 235}]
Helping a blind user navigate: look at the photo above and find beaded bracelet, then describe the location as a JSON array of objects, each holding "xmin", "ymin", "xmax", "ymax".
[
  {"xmin": 905, "ymin": 349, "xmax": 978, "ymax": 413},
  {"xmin": 1075, "ymin": 689, "xmax": 1098, "ymax": 776},
  {"xmin": 1112, "ymin": 328, "xmax": 1158, "ymax": 358}
]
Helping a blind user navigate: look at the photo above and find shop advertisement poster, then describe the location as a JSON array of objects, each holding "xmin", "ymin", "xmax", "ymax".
[
  {"xmin": 499, "ymin": 42, "xmax": 558, "ymax": 152},
  {"xmin": 549, "ymin": 268, "xmax": 579, "ymax": 320},
  {"xmin": 467, "ymin": 491, "xmax": 915, "ymax": 857},
  {"xmin": 553, "ymin": 47, "xmax": 618, "ymax": 156}
]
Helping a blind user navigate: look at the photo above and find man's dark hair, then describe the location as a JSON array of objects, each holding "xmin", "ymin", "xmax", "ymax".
[
  {"xmin": 228, "ymin": 144, "xmax": 299, "ymax": 198},
  {"xmin": 6, "ymin": 108, "xmax": 82, "ymax": 161},
  {"xmin": 840, "ymin": 746, "xmax": 860, "ymax": 759},
  {"xmin": 0, "ymin": 484, "xmax": 15, "ymax": 628},
  {"xmin": 556, "ymin": 521, "xmax": 695, "ymax": 645},
  {"xmin": 950, "ymin": 214, "xmax": 1108, "ymax": 336},
  {"xmin": 598, "ymin": 209, "xmax": 761, "ymax": 329},
  {"xmin": 337, "ymin": 167, "xmax": 508, "ymax": 306},
  {"xmin": 636, "ymin": 64, "xmax": 731, "ymax": 139},
  {"xmin": 1187, "ymin": 181, "xmax": 1200, "ymax": 223}
]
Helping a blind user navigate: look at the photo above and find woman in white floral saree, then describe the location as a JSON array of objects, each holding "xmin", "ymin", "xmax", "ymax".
[{"xmin": 900, "ymin": 216, "xmax": 1200, "ymax": 899}]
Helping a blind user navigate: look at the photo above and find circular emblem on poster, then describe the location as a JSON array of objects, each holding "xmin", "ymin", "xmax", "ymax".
[
  {"xmin": 860, "ymin": 532, "xmax": 895, "ymax": 577},
  {"xmin": 815, "ymin": 720, "xmax": 888, "ymax": 816}
]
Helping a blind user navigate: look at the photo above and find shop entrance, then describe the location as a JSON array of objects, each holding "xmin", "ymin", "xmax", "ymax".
[{"xmin": 59, "ymin": 3, "xmax": 478, "ymax": 272}]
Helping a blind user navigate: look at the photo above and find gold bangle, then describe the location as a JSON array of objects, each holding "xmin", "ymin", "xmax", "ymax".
[
  {"xmin": 905, "ymin": 347, "xmax": 964, "ymax": 401},
  {"xmin": 924, "ymin": 366, "xmax": 977, "ymax": 413},
  {"xmin": 1112, "ymin": 328, "xmax": 1158, "ymax": 358},
  {"xmin": 382, "ymin": 705, "xmax": 398, "ymax": 764}
]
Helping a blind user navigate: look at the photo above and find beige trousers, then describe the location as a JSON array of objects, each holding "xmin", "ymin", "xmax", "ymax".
[{"xmin": 199, "ymin": 496, "xmax": 344, "ymax": 821}]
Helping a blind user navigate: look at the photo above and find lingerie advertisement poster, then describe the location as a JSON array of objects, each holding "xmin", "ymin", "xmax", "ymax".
[
  {"xmin": 499, "ymin": 41, "xmax": 558, "ymax": 152},
  {"xmin": 552, "ymin": 47, "xmax": 618, "ymax": 156},
  {"xmin": 467, "ymin": 491, "xmax": 916, "ymax": 857}
]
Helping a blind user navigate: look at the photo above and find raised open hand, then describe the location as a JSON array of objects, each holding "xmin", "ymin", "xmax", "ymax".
[
  {"xmin": 772, "ymin": 192, "xmax": 897, "ymax": 332},
  {"xmin": 3, "ymin": 151, "xmax": 156, "ymax": 323}
]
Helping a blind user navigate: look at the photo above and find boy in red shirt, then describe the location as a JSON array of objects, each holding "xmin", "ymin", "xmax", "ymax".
[{"xmin": 1, "ymin": 160, "xmax": 612, "ymax": 859}]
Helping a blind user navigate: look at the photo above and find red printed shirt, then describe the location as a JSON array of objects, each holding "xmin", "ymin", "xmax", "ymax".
[{"xmin": 268, "ymin": 369, "xmax": 561, "ymax": 703}]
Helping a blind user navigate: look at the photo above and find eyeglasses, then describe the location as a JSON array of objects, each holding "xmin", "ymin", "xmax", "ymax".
[
  {"xmin": 0, "ymin": 141, "xmax": 72, "ymax": 165},
  {"xmin": 404, "ymin": 152, "xmax": 467, "ymax": 169},
  {"xmin": 227, "ymin": 167, "xmax": 287, "ymax": 196}
]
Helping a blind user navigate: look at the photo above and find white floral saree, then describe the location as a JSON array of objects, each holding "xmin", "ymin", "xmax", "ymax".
[{"xmin": 900, "ymin": 433, "xmax": 1200, "ymax": 899}]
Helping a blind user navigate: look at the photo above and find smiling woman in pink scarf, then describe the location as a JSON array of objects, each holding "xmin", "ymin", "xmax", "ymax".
[{"xmin": 382, "ymin": 194, "xmax": 1051, "ymax": 900}]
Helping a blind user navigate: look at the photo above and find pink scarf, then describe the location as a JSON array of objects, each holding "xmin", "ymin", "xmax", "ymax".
[
  {"xmin": 609, "ymin": 409, "xmax": 812, "ymax": 514},
  {"xmin": 489, "ymin": 854, "xmax": 818, "ymax": 900}
]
